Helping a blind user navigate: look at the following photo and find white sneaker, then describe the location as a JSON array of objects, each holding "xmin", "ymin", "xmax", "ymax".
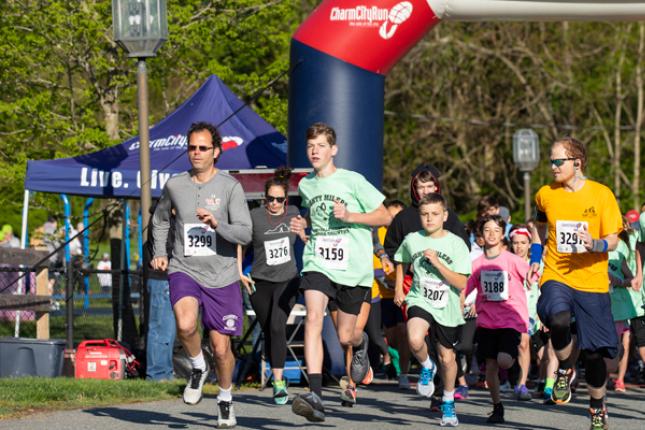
[
  {"xmin": 183, "ymin": 368, "xmax": 208, "ymax": 405},
  {"xmin": 416, "ymin": 363, "xmax": 436, "ymax": 398},
  {"xmin": 398, "ymin": 374, "xmax": 410, "ymax": 389},
  {"xmin": 217, "ymin": 400, "xmax": 237, "ymax": 428}
]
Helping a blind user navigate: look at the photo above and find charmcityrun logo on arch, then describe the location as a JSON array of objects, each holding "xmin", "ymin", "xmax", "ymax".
[{"xmin": 328, "ymin": 2, "xmax": 414, "ymax": 40}]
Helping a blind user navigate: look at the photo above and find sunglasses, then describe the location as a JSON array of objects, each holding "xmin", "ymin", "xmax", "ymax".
[
  {"xmin": 550, "ymin": 157, "xmax": 576, "ymax": 167},
  {"xmin": 188, "ymin": 145, "xmax": 214, "ymax": 152},
  {"xmin": 266, "ymin": 196, "xmax": 286, "ymax": 203}
]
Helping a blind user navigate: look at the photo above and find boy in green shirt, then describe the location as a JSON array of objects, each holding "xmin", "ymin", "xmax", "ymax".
[
  {"xmin": 394, "ymin": 193, "xmax": 471, "ymax": 427},
  {"xmin": 290, "ymin": 123, "xmax": 392, "ymax": 422}
]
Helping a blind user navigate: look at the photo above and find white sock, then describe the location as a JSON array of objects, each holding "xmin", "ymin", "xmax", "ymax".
[
  {"xmin": 421, "ymin": 356, "xmax": 435, "ymax": 370},
  {"xmin": 443, "ymin": 390, "xmax": 455, "ymax": 402},
  {"xmin": 189, "ymin": 352, "xmax": 206, "ymax": 371},
  {"xmin": 218, "ymin": 385, "xmax": 233, "ymax": 402}
]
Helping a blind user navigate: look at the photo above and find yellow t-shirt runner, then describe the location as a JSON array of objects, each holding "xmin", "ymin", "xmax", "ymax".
[{"xmin": 535, "ymin": 180, "xmax": 622, "ymax": 293}]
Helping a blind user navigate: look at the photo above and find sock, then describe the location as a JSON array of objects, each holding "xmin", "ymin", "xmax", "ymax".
[
  {"xmin": 545, "ymin": 377, "xmax": 555, "ymax": 390},
  {"xmin": 218, "ymin": 385, "xmax": 232, "ymax": 402},
  {"xmin": 421, "ymin": 356, "xmax": 435, "ymax": 370},
  {"xmin": 442, "ymin": 390, "xmax": 455, "ymax": 402},
  {"xmin": 189, "ymin": 352, "xmax": 206, "ymax": 371},
  {"xmin": 309, "ymin": 373, "xmax": 323, "ymax": 398},
  {"xmin": 590, "ymin": 397, "xmax": 603, "ymax": 410},
  {"xmin": 558, "ymin": 355, "xmax": 574, "ymax": 370}
]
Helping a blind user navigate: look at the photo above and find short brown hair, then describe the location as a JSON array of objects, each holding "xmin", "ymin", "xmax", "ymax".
[
  {"xmin": 553, "ymin": 136, "xmax": 587, "ymax": 171},
  {"xmin": 418, "ymin": 193, "xmax": 446, "ymax": 209},
  {"xmin": 306, "ymin": 122, "xmax": 336, "ymax": 146}
]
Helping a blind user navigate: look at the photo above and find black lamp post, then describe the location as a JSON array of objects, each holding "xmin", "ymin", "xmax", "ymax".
[{"xmin": 513, "ymin": 129, "xmax": 540, "ymax": 222}]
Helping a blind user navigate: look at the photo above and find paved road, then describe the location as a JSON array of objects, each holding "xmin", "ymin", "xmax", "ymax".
[{"xmin": 1, "ymin": 379, "xmax": 644, "ymax": 429}]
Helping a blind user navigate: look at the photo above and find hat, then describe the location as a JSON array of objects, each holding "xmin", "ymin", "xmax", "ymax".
[
  {"xmin": 499, "ymin": 206, "xmax": 511, "ymax": 221},
  {"xmin": 1, "ymin": 224, "xmax": 12, "ymax": 235},
  {"xmin": 625, "ymin": 209, "xmax": 639, "ymax": 224}
]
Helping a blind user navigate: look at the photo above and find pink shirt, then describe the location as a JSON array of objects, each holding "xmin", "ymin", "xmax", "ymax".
[{"xmin": 466, "ymin": 250, "xmax": 530, "ymax": 333}]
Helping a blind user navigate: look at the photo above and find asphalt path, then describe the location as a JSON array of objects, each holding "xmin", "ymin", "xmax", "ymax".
[{"xmin": 1, "ymin": 378, "xmax": 643, "ymax": 429}]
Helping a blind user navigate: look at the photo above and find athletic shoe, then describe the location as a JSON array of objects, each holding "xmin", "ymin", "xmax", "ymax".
[
  {"xmin": 514, "ymin": 384, "xmax": 532, "ymax": 401},
  {"xmin": 416, "ymin": 360, "xmax": 436, "ymax": 398},
  {"xmin": 398, "ymin": 374, "xmax": 410, "ymax": 389},
  {"xmin": 430, "ymin": 396, "xmax": 442, "ymax": 413},
  {"xmin": 350, "ymin": 332, "xmax": 370, "ymax": 383},
  {"xmin": 384, "ymin": 362, "xmax": 398, "ymax": 380},
  {"xmin": 589, "ymin": 407, "xmax": 609, "ymax": 430},
  {"xmin": 499, "ymin": 381, "xmax": 512, "ymax": 392},
  {"xmin": 340, "ymin": 384, "xmax": 357, "ymax": 406},
  {"xmin": 361, "ymin": 366, "xmax": 374, "ymax": 385},
  {"xmin": 551, "ymin": 368, "xmax": 573, "ymax": 404},
  {"xmin": 292, "ymin": 392, "xmax": 325, "ymax": 422},
  {"xmin": 273, "ymin": 379, "xmax": 288, "ymax": 405},
  {"xmin": 614, "ymin": 379, "xmax": 626, "ymax": 392},
  {"xmin": 440, "ymin": 400, "xmax": 459, "ymax": 427},
  {"xmin": 543, "ymin": 387, "xmax": 555, "ymax": 405},
  {"xmin": 487, "ymin": 403, "xmax": 505, "ymax": 424},
  {"xmin": 183, "ymin": 367, "xmax": 208, "ymax": 405},
  {"xmin": 217, "ymin": 400, "xmax": 236, "ymax": 428},
  {"xmin": 536, "ymin": 381, "xmax": 545, "ymax": 395},
  {"xmin": 454, "ymin": 385, "xmax": 469, "ymax": 400}
]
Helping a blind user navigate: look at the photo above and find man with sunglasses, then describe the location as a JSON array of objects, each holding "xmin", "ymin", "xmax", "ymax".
[
  {"xmin": 529, "ymin": 137, "xmax": 622, "ymax": 430},
  {"xmin": 152, "ymin": 121, "xmax": 252, "ymax": 428}
]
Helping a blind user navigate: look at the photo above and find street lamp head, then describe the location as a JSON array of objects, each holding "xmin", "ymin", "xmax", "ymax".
[
  {"xmin": 112, "ymin": 0, "xmax": 168, "ymax": 58},
  {"xmin": 513, "ymin": 128, "xmax": 540, "ymax": 172}
]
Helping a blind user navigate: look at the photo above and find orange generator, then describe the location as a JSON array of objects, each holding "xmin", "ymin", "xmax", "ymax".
[{"xmin": 75, "ymin": 339, "xmax": 139, "ymax": 380}]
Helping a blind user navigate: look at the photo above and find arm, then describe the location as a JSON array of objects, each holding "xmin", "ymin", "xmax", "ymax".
[
  {"xmin": 151, "ymin": 189, "xmax": 171, "ymax": 271},
  {"xmin": 373, "ymin": 227, "xmax": 394, "ymax": 274},
  {"xmin": 237, "ymin": 244, "xmax": 254, "ymax": 294},
  {"xmin": 384, "ymin": 213, "xmax": 404, "ymax": 259},
  {"xmin": 425, "ymin": 249, "xmax": 468, "ymax": 290},
  {"xmin": 394, "ymin": 263, "xmax": 408, "ymax": 307},
  {"xmin": 632, "ymin": 249, "xmax": 642, "ymax": 291},
  {"xmin": 334, "ymin": 202, "xmax": 392, "ymax": 227},
  {"xmin": 212, "ymin": 183, "xmax": 253, "ymax": 245}
]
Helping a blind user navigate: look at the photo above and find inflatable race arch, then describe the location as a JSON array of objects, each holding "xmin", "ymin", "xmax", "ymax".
[{"xmin": 288, "ymin": 0, "xmax": 645, "ymax": 186}]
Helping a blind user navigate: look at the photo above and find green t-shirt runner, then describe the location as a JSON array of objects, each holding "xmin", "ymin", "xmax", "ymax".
[
  {"xmin": 394, "ymin": 230, "xmax": 471, "ymax": 327},
  {"xmin": 300, "ymin": 168, "xmax": 385, "ymax": 287},
  {"xmin": 609, "ymin": 232, "xmax": 644, "ymax": 320}
]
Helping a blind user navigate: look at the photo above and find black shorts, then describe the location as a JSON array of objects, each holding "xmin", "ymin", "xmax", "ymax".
[
  {"xmin": 381, "ymin": 298, "xmax": 405, "ymax": 328},
  {"xmin": 406, "ymin": 306, "xmax": 460, "ymax": 349},
  {"xmin": 631, "ymin": 315, "xmax": 645, "ymax": 347},
  {"xmin": 531, "ymin": 330, "xmax": 550, "ymax": 352},
  {"xmin": 300, "ymin": 271, "xmax": 370, "ymax": 316},
  {"xmin": 476, "ymin": 327, "xmax": 521, "ymax": 360}
]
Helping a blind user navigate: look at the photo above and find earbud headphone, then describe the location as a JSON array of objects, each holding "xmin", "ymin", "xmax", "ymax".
[{"xmin": 574, "ymin": 161, "xmax": 580, "ymax": 167}]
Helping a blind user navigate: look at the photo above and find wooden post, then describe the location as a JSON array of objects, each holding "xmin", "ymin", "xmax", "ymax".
[{"xmin": 35, "ymin": 267, "xmax": 49, "ymax": 340}]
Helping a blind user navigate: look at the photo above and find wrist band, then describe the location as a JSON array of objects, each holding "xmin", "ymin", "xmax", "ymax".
[
  {"xmin": 592, "ymin": 239, "xmax": 608, "ymax": 253},
  {"xmin": 529, "ymin": 243, "xmax": 543, "ymax": 265}
]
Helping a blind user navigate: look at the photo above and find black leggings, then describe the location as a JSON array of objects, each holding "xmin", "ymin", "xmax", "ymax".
[
  {"xmin": 365, "ymin": 299, "xmax": 389, "ymax": 357},
  {"xmin": 249, "ymin": 277, "xmax": 299, "ymax": 369},
  {"xmin": 456, "ymin": 317, "xmax": 477, "ymax": 378}
]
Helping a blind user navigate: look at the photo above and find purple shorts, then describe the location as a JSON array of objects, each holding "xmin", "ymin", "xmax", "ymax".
[{"xmin": 168, "ymin": 272, "xmax": 243, "ymax": 336}]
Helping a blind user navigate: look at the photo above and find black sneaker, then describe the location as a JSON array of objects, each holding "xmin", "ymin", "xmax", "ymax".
[
  {"xmin": 217, "ymin": 400, "xmax": 237, "ymax": 428},
  {"xmin": 385, "ymin": 362, "xmax": 398, "ymax": 380},
  {"xmin": 487, "ymin": 403, "xmax": 505, "ymax": 424},
  {"xmin": 183, "ymin": 367, "xmax": 208, "ymax": 405},
  {"xmin": 350, "ymin": 332, "xmax": 370, "ymax": 383},
  {"xmin": 292, "ymin": 392, "xmax": 325, "ymax": 422}
]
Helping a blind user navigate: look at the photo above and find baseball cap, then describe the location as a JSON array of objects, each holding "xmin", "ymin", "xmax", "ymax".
[{"xmin": 626, "ymin": 209, "xmax": 639, "ymax": 224}]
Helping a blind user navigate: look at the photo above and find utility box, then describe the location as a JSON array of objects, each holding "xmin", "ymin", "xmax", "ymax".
[
  {"xmin": 75, "ymin": 339, "xmax": 138, "ymax": 380},
  {"xmin": 0, "ymin": 337, "xmax": 65, "ymax": 377}
]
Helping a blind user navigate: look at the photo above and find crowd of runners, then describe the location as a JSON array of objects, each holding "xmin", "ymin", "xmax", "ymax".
[{"xmin": 151, "ymin": 120, "xmax": 645, "ymax": 429}]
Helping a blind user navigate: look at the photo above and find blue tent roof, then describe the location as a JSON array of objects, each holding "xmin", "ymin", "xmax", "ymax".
[{"xmin": 24, "ymin": 75, "xmax": 287, "ymax": 198}]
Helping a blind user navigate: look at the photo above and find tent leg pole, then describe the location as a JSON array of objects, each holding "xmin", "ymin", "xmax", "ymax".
[{"xmin": 14, "ymin": 190, "xmax": 30, "ymax": 337}]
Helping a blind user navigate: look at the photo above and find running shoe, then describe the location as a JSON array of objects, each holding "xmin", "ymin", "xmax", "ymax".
[
  {"xmin": 514, "ymin": 384, "xmax": 532, "ymax": 401},
  {"xmin": 273, "ymin": 379, "xmax": 288, "ymax": 405},
  {"xmin": 551, "ymin": 368, "xmax": 573, "ymax": 404},
  {"xmin": 589, "ymin": 407, "xmax": 609, "ymax": 430},
  {"xmin": 487, "ymin": 402, "xmax": 505, "ymax": 424},
  {"xmin": 439, "ymin": 400, "xmax": 459, "ymax": 427},
  {"xmin": 183, "ymin": 367, "xmax": 209, "ymax": 405},
  {"xmin": 340, "ymin": 384, "xmax": 357, "ymax": 406},
  {"xmin": 292, "ymin": 392, "xmax": 325, "ymax": 422},
  {"xmin": 361, "ymin": 366, "xmax": 374, "ymax": 385},
  {"xmin": 217, "ymin": 400, "xmax": 237, "ymax": 428},
  {"xmin": 384, "ymin": 362, "xmax": 398, "ymax": 380},
  {"xmin": 398, "ymin": 373, "xmax": 410, "ymax": 389},
  {"xmin": 613, "ymin": 379, "xmax": 626, "ymax": 393},
  {"xmin": 350, "ymin": 332, "xmax": 370, "ymax": 383},
  {"xmin": 543, "ymin": 387, "xmax": 555, "ymax": 405},
  {"xmin": 430, "ymin": 396, "xmax": 442, "ymax": 413},
  {"xmin": 417, "ymin": 360, "xmax": 437, "ymax": 397},
  {"xmin": 499, "ymin": 381, "xmax": 512, "ymax": 392},
  {"xmin": 454, "ymin": 385, "xmax": 469, "ymax": 400}
]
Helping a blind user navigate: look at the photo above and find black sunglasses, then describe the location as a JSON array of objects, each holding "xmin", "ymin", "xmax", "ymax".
[
  {"xmin": 550, "ymin": 157, "xmax": 576, "ymax": 167},
  {"xmin": 266, "ymin": 196, "xmax": 286, "ymax": 203},
  {"xmin": 188, "ymin": 145, "xmax": 214, "ymax": 152}
]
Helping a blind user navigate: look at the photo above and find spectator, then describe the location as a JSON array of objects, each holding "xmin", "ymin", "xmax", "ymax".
[
  {"xmin": 0, "ymin": 224, "xmax": 20, "ymax": 248},
  {"xmin": 96, "ymin": 253, "xmax": 112, "ymax": 293}
]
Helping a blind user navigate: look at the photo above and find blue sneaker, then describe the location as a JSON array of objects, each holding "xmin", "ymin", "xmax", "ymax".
[
  {"xmin": 454, "ymin": 385, "xmax": 469, "ymax": 400},
  {"xmin": 440, "ymin": 400, "xmax": 459, "ymax": 427},
  {"xmin": 416, "ymin": 361, "xmax": 436, "ymax": 398}
]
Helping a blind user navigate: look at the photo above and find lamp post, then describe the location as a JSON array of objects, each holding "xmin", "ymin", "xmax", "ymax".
[
  {"xmin": 112, "ymin": 0, "xmax": 168, "ymax": 237},
  {"xmin": 513, "ymin": 129, "xmax": 540, "ymax": 222}
]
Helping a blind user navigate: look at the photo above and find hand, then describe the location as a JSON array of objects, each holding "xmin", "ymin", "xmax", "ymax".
[
  {"xmin": 381, "ymin": 255, "xmax": 394, "ymax": 275},
  {"xmin": 151, "ymin": 256, "xmax": 168, "ymax": 271},
  {"xmin": 424, "ymin": 249, "xmax": 439, "ymax": 266},
  {"xmin": 527, "ymin": 262, "xmax": 541, "ymax": 284},
  {"xmin": 466, "ymin": 304, "xmax": 477, "ymax": 318},
  {"xmin": 394, "ymin": 290, "xmax": 406, "ymax": 307},
  {"xmin": 240, "ymin": 274, "xmax": 254, "ymax": 295},
  {"xmin": 632, "ymin": 276, "xmax": 642, "ymax": 292},
  {"xmin": 196, "ymin": 208, "xmax": 218, "ymax": 229},
  {"xmin": 290, "ymin": 214, "xmax": 307, "ymax": 234},
  {"xmin": 577, "ymin": 224, "xmax": 593, "ymax": 251},
  {"xmin": 333, "ymin": 199, "xmax": 351, "ymax": 223}
]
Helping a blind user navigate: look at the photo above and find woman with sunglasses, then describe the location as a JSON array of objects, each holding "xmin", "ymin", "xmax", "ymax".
[
  {"xmin": 529, "ymin": 137, "xmax": 622, "ymax": 430},
  {"xmin": 237, "ymin": 167, "xmax": 305, "ymax": 405}
]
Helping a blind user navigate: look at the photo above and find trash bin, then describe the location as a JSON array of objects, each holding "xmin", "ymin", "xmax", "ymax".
[{"xmin": 0, "ymin": 337, "xmax": 66, "ymax": 377}]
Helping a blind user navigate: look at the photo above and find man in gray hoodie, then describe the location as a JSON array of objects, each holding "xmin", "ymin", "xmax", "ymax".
[{"xmin": 152, "ymin": 121, "xmax": 252, "ymax": 428}]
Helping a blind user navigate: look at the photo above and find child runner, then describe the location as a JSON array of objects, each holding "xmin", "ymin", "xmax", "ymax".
[
  {"xmin": 466, "ymin": 215, "xmax": 530, "ymax": 424},
  {"xmin": 394, "ymin": 193, "xmax": 471, "ymax": 427},
  {"xmin": 290, "ymin": 122, "xmax": 392, "ymax": 422}
]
